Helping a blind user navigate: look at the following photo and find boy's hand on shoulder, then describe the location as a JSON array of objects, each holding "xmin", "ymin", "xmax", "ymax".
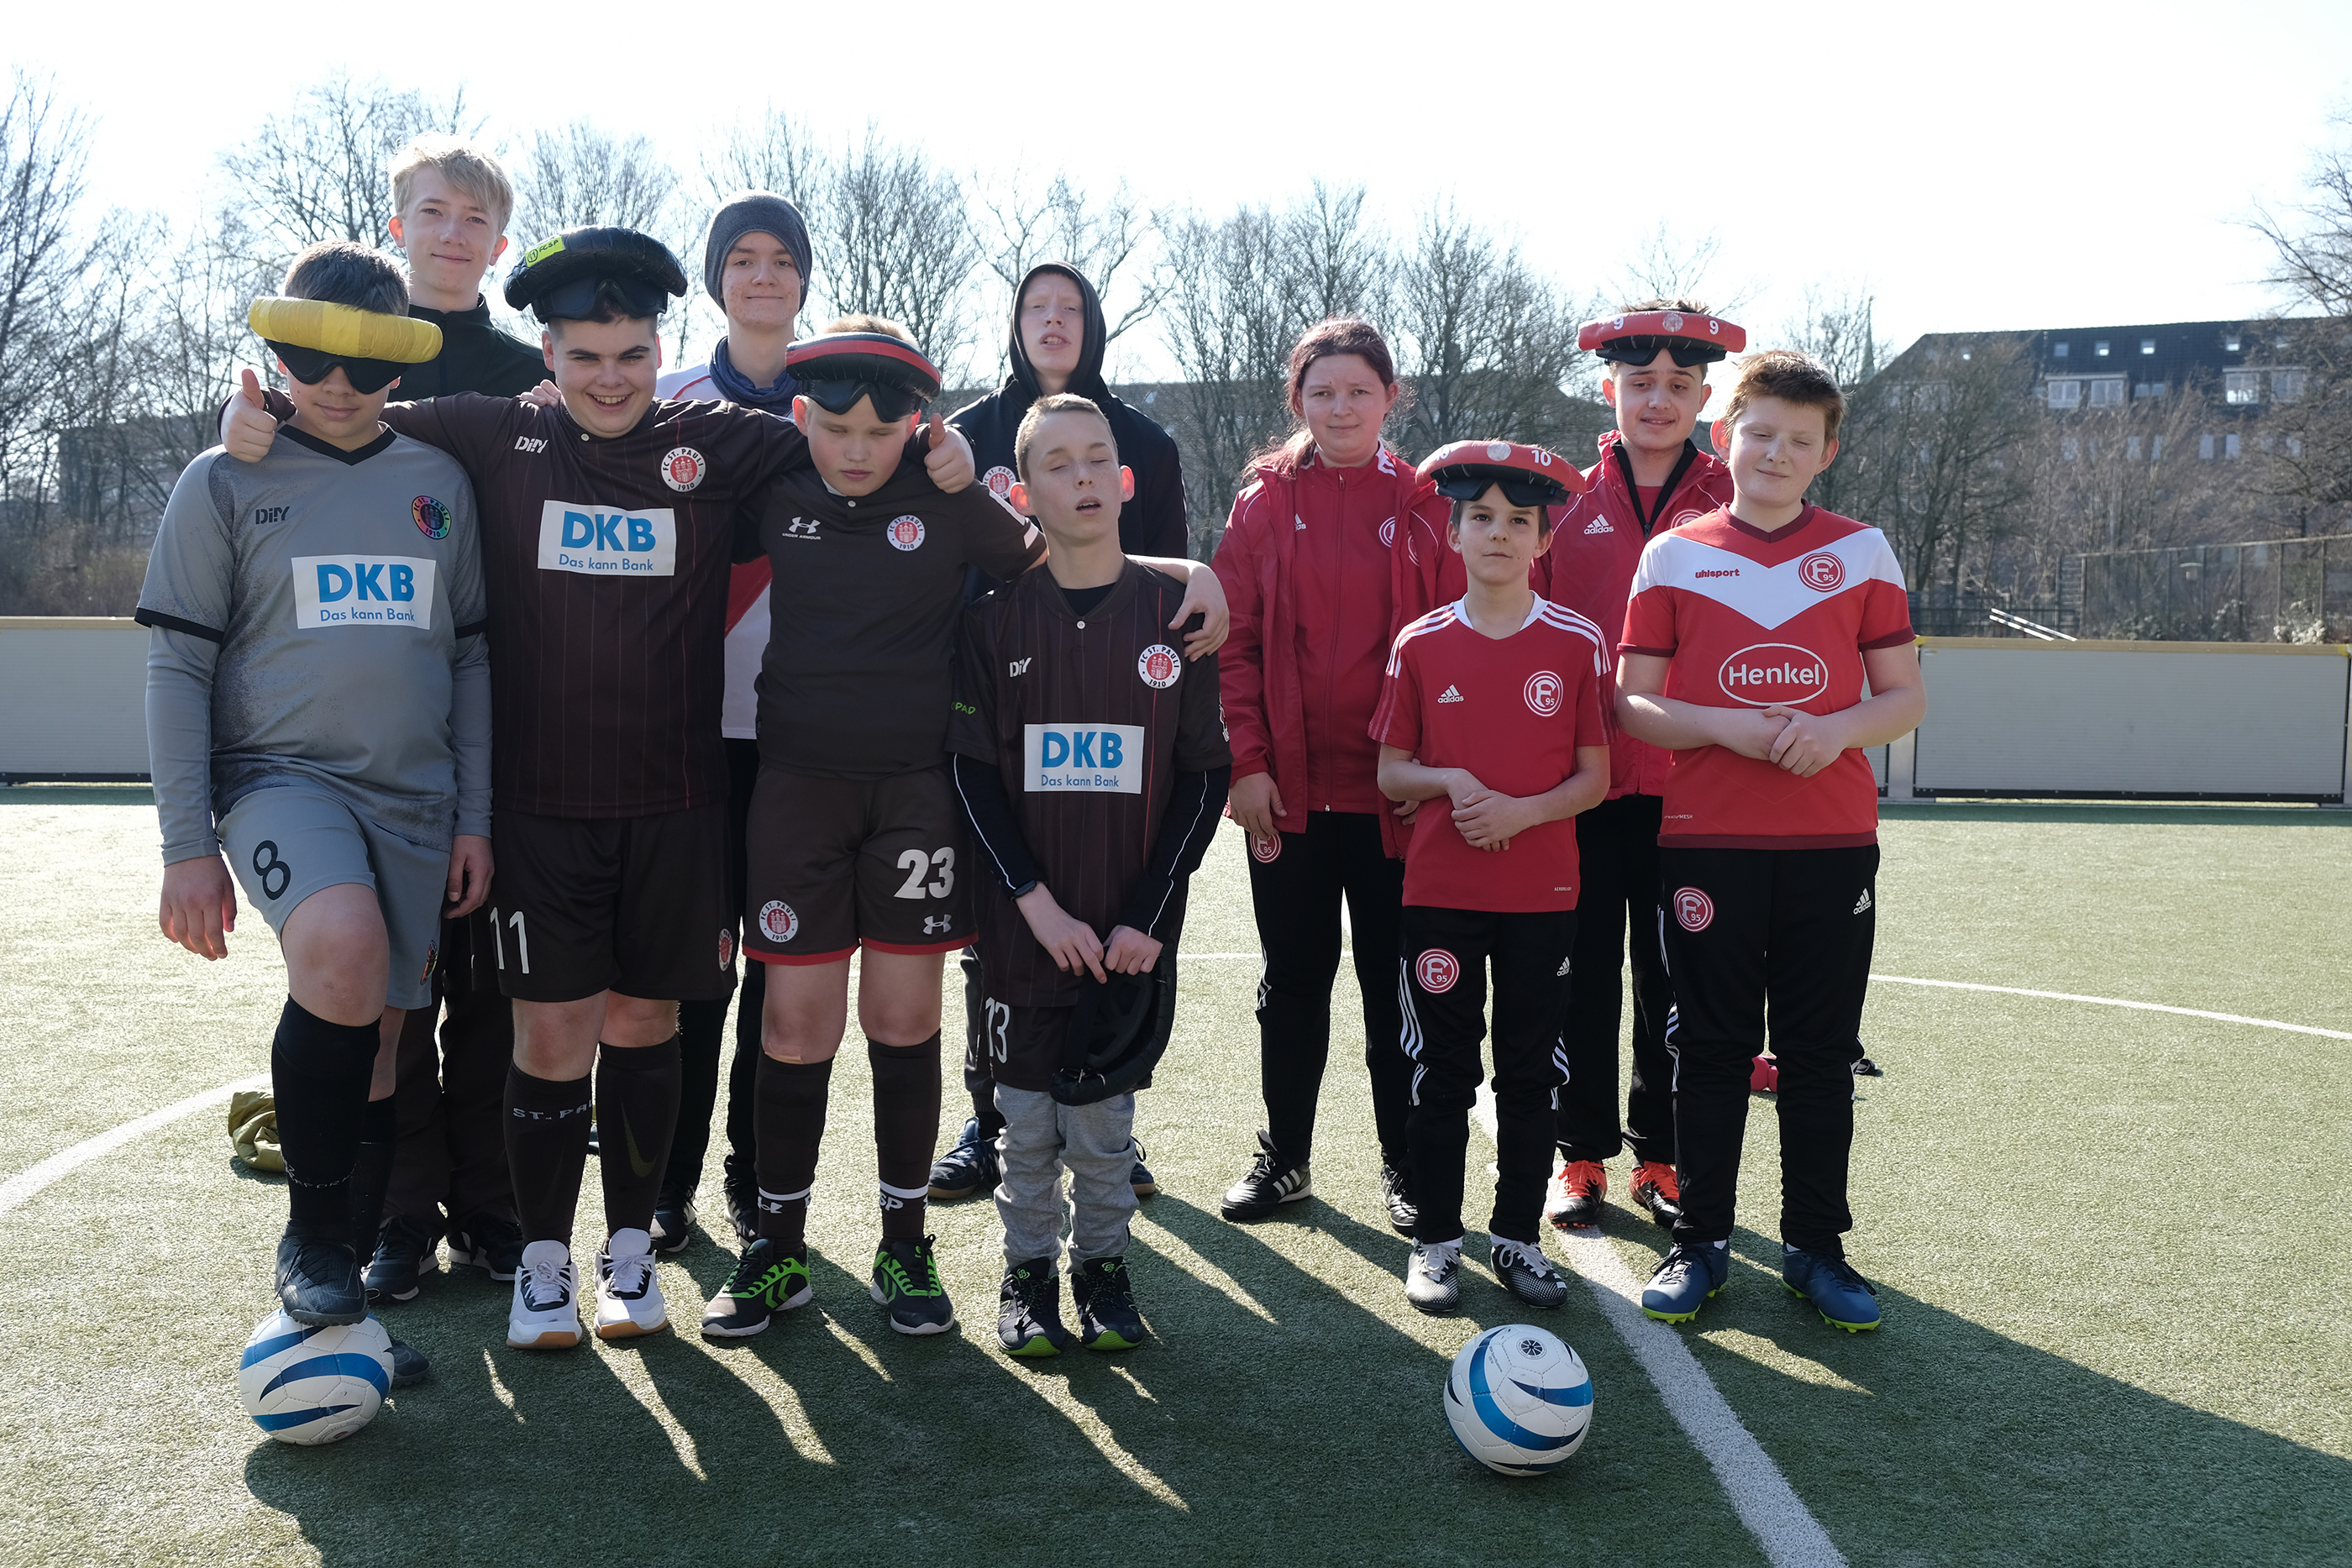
[
  {"xmin": 159, "ymin": 854, "xmax": 237, "ymax": 960},
  {"xmin": 1016, "ymin": 884, "xmax": 1107, "ymax": 983},
  {"xmin": 1713, "ymin": 707, "xmax": 1797, "ymax": 763},
  {"xmin": 445, "ymin": 835, "xmax": 494, "ymax": 917},
  {"xmin": 1104, "ymin": 926, "xmax": 1163, "ymax": 975},
  {"xmin": 921, "ymin": 413, "xmax": 976, "ymax": 492},
  {"xmin": 1760, "ymin": 705, "xmax": 1843, "ymax": 777},
  {"xmin": 220, "ymin": 368, "xmax": 277, "ymax": 462},
  {"xmin": 1170, "ymin": 564, "xmax": 1229, "ymax": 658}
]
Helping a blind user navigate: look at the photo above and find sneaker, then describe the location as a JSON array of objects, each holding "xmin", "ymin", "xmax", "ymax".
[
  {"xmin": 276, "ymin": 1226, "xmax": 365, "ymax": 1326},
  {"xmin": 649, "ymin": 1187, "xmax": 696, "ymax": 1256},
  {"xmin": 594, "ymin": 1229, "xmax": 669, "ymax": 1340},
  {"xmin": 1405, "ymin": 1240, "xmax": 1462, "ymax": 1315},
  {"xmin": 722, "ymin": 1156, "xmax": 759, "ymax": 1245},
  {"xmin": 1070, "ymin": 1255, "xmax": 1147, "ymax": 1350},
  {"xmin": 364, "ymin": 1214, "xmax": 439, "ymax": 1304},
  {"xmin": 447, "ymin": 1212, "xmax": 525, "ymax": 1282},
  {"xmin": 1130, "ymin": 1142, "xmax": 1159, "ymax": 1200},
  {"xmin": 871, "ymin": 1235, "xmax": 956, "ymax": 1335},
  {"xmin": 1782, "ymin": 1245, "xmax": 1882, "ymax": 1332},
  {"xmin": 701, "ymin": 1237, "xmax": 812, "ymax": 1339},
  {"xmin": 1379, "ymin": 1163, "xmax": 1419, "ymax": 1237},
  {"xmin": 1546, "ymin": 1160, "xmax": 1607, "ymax": 1230},
  {"xmin": 927, "ymin": 1116, "xmax": 1000, "ymax": 1202},
  {"xmin": 1750, "ymin": 1055, "xmax": 1779, "ymax": 1093},
  {"xmin": 1489, "ymin": 1236, "xmax": 1568, "ymax": 1309},
  {"xmin": 1219, "ymin": 1130, "xmax": 1311, "ymax": 1222},
  {"xmin": 997, "ymin": 1257, "xmax": 1075, "ymax": 1357},
  {"xmin": 1641, "ymin": 1242, "xmax": 1730, "ymax": 1324},
  {"xmin": 386, "ymin": 1333, "xmax": 430, "ymax": 1388},
  {"xmin": 1629, "ymin": 1162, "xmax": 1683, "ymax": 1229},
  {"xmin": 507, "ymin": 1240, "xmax": 581, "ymax": 1350}
]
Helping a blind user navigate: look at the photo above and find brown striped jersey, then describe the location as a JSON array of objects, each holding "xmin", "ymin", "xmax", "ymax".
[
  {"xmin": 258, "ymin": 387, "xmax": 824, "ymax": 818},
  {"xmin": 948, "ymin": 561, "xmax": 1231, "ymax": 1006}
]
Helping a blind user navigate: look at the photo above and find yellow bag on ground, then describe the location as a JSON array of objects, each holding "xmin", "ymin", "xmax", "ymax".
[{"xmin": 229, "ymin": 1088, "xmax": 283, "ymax": 1172}]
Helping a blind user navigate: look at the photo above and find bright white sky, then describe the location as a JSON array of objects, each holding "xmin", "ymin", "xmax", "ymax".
[{"xmin": 13, "ymin": 0, "xmax": 2351, "ymax": 383}]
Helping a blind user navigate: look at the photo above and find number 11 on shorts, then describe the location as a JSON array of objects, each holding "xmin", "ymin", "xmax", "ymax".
[{"xmin": 490, "ymin": 906, "xmax": 531, "ymax": 974}]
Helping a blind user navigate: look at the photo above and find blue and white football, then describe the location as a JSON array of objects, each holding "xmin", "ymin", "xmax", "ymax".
[
  {"xmin": 236, "ymin": 1309, "xmax": 391, "ymax": 1446},
  {"xmin": 1444, "ymin": 1324, "xmax": 1594, "ymax": 1476}
]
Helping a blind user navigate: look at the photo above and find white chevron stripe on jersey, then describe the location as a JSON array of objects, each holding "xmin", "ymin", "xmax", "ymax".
[
  {"xmin": 1385, "ymin": 602, "xmax": 1462, "ymax": 676},
  {"xmin": 1536, "ymin": 601, "xmax": 1614, "ymax": 675},
  {"xmin": 1631, "ymin": 527, "xmax": 1903, "ymax": 632}
]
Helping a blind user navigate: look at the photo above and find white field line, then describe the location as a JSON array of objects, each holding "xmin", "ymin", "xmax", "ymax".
[
  {"xmin": 1471, "ymin": 1086, "xmax": 1845, "ymax": 1568},
  {"xmin": 0, "ymin": 1073, "xmax": 269, "ymax": 1219}
]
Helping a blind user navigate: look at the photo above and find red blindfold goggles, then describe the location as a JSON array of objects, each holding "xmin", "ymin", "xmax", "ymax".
[
  {"xmin": 1579, "ymin": 309, "xmax": 1747, "ymax": 366},
  {"xmin": 1417, "ymin": 440, "xmax": 1587, "ymax": 507}
]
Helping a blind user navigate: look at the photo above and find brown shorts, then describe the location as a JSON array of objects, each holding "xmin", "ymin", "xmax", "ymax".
[
  {"xmin": 968, "ymin": 994, "xmax": 1075, "ymax": 1094},
  {"xmin": 489, "ymin": 806, "xmax": 737, "ymax": 1004},
  {"xmin": 743, "ymin": 764, "xmax": 974, "ymax": 966}
]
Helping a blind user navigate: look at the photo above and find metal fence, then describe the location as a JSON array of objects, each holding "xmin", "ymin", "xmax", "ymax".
[
  {"xmin": 2076, "ymin": 536, "xmax": 2352, "ymax": 642},
  {"xmin": 1905, "ymin": 591, "xmax": 2078, "ymax": 639}
]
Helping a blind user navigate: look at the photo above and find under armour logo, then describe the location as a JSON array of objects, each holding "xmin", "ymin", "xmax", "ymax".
[
  {"xmin": 923, "ymin": 914, "xmax": 951, "ymax": 934},
  {"xmin": 782, "ymin": 517, "xmax": 821, "ymax": 538}
]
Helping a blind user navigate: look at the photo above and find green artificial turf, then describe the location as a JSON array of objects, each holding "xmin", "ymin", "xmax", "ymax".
[{"xmin": 0, "ymin": 798, "xmax": 2344, "ymax": 1565}]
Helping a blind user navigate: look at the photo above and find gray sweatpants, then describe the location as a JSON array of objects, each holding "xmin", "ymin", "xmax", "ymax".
[{"xmin": 994, "ymin": 1084, "xmax": 1137, "ymax": 1266}]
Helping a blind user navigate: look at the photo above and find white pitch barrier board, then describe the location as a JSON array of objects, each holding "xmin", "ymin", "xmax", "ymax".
[
  {"xmin": 0, "ymin": 618, "xmax": 151, "ymax": 780},
  {"xmin": 1910, "ymin": 638, "xmax": 2349, "ymax": 800}
]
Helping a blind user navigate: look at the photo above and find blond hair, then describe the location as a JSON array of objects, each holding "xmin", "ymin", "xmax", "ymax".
[
  {"xmin": 822, "ymin": 312, "xmax": 911, "ymax": 342},
  {"xmin": 389, "ymin": 134, "xmax": 516, "ymax": 236},
  {"xmin": 1015, "ymin": 393, "xmax": 1117, "ymax": 482}
]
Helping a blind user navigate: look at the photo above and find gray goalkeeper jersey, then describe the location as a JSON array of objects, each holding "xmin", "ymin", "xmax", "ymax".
[{"xmin": 136, "ymin": 424, "xmax": 491, "ymax": 863}]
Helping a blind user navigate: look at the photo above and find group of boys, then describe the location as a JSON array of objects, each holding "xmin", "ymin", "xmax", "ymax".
[{"xmin": 145, "ymin": 128, "xmax": 1922, "ymax": 1394}]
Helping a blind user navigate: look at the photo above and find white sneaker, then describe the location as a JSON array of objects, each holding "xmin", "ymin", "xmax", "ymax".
[
  {"xmin": 595, "ymin": 1227, "xmax": 669, "ymax": 1340},
  {"xmin": 507, "ymin": 1240, "xmax": 580, "ymax": 1350},
  {"xmin": 1405, "ymin": 1240, "xmax": 1462, "ymax": 1315}
]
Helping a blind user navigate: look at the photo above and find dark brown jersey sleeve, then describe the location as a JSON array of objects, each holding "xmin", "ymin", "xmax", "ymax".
[
  {"xmin": 947, "ymin": 600, "xmax": 1002, "ymax": 764},
  {"xmin": 952, "ymin": 485, "xmax": 1045, "ymax": 581},
  {"xmin": 374, "ymin": 391, "xmax": 520, "ymax": 475}
]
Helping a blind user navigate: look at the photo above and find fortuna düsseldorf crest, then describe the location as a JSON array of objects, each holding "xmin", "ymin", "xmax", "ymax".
[
  {"xmin": 1523, "ymin": 670, "xmax": 1563, "ymax": 716},
  {"xmin": 1798, "ymin": 551, "xmax": 1845, "ymax": 591},
  {"xmin": 1673, "ymin": 888, "xmax": 1714, "ymax": 931},
  {"xmin": 660, "ymin": 447, "xmax": 706, "ymax": 492},
  {"xmin": 1137, "ymin": 644, "xmax": 1180, "ymax": 689},
  {"xmin": 887, "ymin": 515, "xmax": 927, "ymax": 551},
  {"xmin": 1415, "ymin": 949, "xmax": 1461, "ymax": 994},
  {"xmin": 1250, "ymin": 833, "xmax": 1281, "ymax": 863}
]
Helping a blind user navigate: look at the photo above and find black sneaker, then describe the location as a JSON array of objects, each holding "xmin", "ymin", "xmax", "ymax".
[
  {"xmin": 1379, "ymin": 1163, "xmax": 1419, "ymax": 1237},
  {"xmin": 997, "ymin": 1257, "xmax": 1074, "ymax": 1357},
  {"xmin": 649, "ymin": 1186, "xmax": 697, "ymax": 1256},
  {"xmin": 276, "ymin": 1226, "xmax": 365, "ymax": 1326},
  {"xmin": 927, "ymin": 1117, "xmax": 1000, "ymax": 1202},
  {"xmin": 722, "ymin": 1155, "xmax": 759, "ymax": 1245},
  {"xmin": 1219, "ymin": 1130, "xmax": 1311, "ymax": 1222},
  {"xmin": 1130, "ymin": 1142, "xmax": 1159, "ymax": 1200},
  {"xmin": 700, "ymin": 1237, "xmax": 812, "ymax": 1339},
  {"xmin": 386, "ymin": 1333, "xmax": 431, "ymax": 1387},
  {"xmin": 446, "ymin": 1211, "xmax": 524, "ymax": 1282},
  {"xmin": 364, "ymin": 1214, "xmax": 438, "ymax": 1304},
  {"xmin": 871, "ymin": 1235, "xmax": 956, "ymax": 1335},
  {"xmin": 1069, "ymin": 1254, "xmax": 1146, "ymax": 1350}
]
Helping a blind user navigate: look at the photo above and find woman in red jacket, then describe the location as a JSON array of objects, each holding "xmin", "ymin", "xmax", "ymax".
[{"xmin": 1212, "ymin": 318, "xmax": 1452, "ymax": 1234}]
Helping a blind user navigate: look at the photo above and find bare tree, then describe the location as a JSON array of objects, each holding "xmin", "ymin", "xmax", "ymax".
[
  {"xmin": 697, "ymin": 109, "xmax": 825, "ymax": 214},
  {"xmin": 976, "ymin": 170, "xmax": 1162, "ymax": 350},
  {"xmin": 1782, "ymin": 283, "xmax": 1889, "ymax": 391},
  {"xmin": 0, "ymin": 72, "xmax": 95, "ymax": 500},
  {"xmin": 216, "ymin": 74, "xmax": 477, "ymax": 263},
  {"xmin": 511, "ymin": 123, "xmax": 680, "ymax": 250},
  {"xmin": 2249, "ymin": 113, "xmax": 2352, "ymax": 535},
  {"xmin": 807, "ymin": 127, "xmax": 981, "ymax": 377},
  {"xmin": 1612, "ymin": 222, "xmax": 1756, "ymax": 317}
]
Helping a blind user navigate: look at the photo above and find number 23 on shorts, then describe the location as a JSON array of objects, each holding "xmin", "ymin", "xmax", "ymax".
[{"xmin": 893, "ymin": 847, "xmax": 955, "ymax": 899}]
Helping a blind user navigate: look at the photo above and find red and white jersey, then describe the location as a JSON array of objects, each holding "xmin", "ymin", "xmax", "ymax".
[
  {"xmin": 1620, "ymin": 505, "xmax": 1914, "ymax": 849},
  {"xmin": 662, "ymin": 362, "xmax": 767, "ymax": 742},
  {"xmin": 1371, "ymin": 596, "xmax": 1610, "ymax": 912}
]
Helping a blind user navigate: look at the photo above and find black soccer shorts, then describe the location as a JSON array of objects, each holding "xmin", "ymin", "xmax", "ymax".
[
  {"xmin": 488, "ymin": 806, "xmax": 736, "ymax": 1004},
  {"xmin": 743, "ymin": 763, "xmax": 974, "ymax": 966}
]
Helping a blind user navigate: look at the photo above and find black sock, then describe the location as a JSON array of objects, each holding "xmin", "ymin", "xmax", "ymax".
[
  {"xmin": 596, "ymin": 1035, "xmax": 682, "ymax": 1238},
  {"xmin": 754, "ymin": 1054, "xmax": 833, "ymax": 1251},
  {"xmin": 971, "ymin": 1083, "xmax": 1006, "ymax": 1141},
  {"xmin": 347, "ymin": 1095, "xmax": 397, "ymax": 1251},
  {"xmin": 870, "ymin": 1034, "xmax": 941, "ymax": 1241},
  {"xmin": 271, "ymin": 998, "xmax": 379, "ymax": 1234},
  {"xmin": 504, "ymin": 1063, "xmax": 592, "ymax": 1248}
]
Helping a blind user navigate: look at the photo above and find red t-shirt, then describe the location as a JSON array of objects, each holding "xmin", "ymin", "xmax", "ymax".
[
  {"xmin": 1619, "ymin": 505, "xmax": 1914, "ymax": 848},
  {"xmin": 1371, "ymin": 597, "xmax": 1610, "ymax": 911}
]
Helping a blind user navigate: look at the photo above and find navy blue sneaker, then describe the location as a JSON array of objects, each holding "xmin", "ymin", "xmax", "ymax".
[
  {"xmin": 1641, "ymin": 1241, "xmax": 1729, "ymax": 1324},
  {"xmin": 928, "ymin": 1117, "xmax": 1000, "ymax": 1202},
  {"xmin": 1782, "ymin": 1245, "xmax": 1881, "ymax": 1331}
]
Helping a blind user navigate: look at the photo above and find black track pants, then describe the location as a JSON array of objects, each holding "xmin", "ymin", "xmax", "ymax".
[
  {"xmin": 1554, "ymin": 793, "xmax": 1677, "ymax": 1165},
  {"xmin": 664, "ymin": 737, "xmax": 759, "ymax": 1196},
  {"xmin": 1659, "ymin": 845, "xmax": 1877, "ymax": 1256},
  {"xmin": 1247, "ymin": 810, "xmax": 1410, "ymax": 1168},
  {"xmin": 1399, "ymin": 905, "xmax": 1575, "ymax": 1247}
]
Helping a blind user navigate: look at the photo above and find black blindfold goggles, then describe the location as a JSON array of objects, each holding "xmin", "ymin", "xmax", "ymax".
[{"xmin": 265, "ymin": 341, "xmax": 407, "ymax": 394}]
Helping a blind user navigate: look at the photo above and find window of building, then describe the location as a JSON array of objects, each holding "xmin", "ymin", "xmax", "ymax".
[
  {"xmin": 2140, "ymin": 338, "xmax": 2156, "ymax": 354},
  {"xmin": 2198, "ymin": 433, "xmax": 2215, "ymax": 459},
  {"xmin": 2052, "ymin": 342, "xmax": 2070, "ymax": 358},
  {"xmin": 2151, "ymin": 434, "xmax": 2165, "ymax": 461},
  {"xmin": 2127, "ymin": 436, "xmax": 2142, "ymax": 460},
  {"xmin": 2047, "ymin": 380, "xmax": 2082, "ymax": 408},
  {"xmin": 2225, "ymin": 333, "xmax": 2242, "ymax": 352},
  {"xmin": 2150, "ymin": 381, "xmax": 2167, "ymax": 397},
  {"xmin": 2289, "ymin": 438, "xmax": 2303, "ymax": 458},
  {"xmin": 2224, "ymin": 371, "xmax": 2260, "ymax": 405},
  {"xmin": 2273, "ymin": 370, "xmax": 2307, "ymax": 401},
  {"xmin": 2095, "ymin": 341, "xmax": 2111, "ymax": 357},
  {"xmin": 2089, "ymin": 379, "xmax": 2125, "ymax": 407},
  {"xmin": 2061, "ymin": 437, "xmax": 2080, "ymax": 462},
  {"xmin": 2225, "ymin": 433, "xmax": 2242, "ymax": 459}
]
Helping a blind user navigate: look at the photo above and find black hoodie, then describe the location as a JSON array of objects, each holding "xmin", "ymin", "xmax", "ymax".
[
  {"xmin": 950, "ymin": 262, "xmax": 1189, "ymax": 574},
  {"xmin": 396, "ymin": 296, "xmax": 550, "ymax": 401}
]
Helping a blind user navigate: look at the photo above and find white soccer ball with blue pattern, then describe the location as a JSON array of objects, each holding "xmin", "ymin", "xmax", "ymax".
[
  {"xmin": 236, "ymin": 1309, "xmax": 392, "ymax": 1446},
  {"xmin": 1444, "ymin": 1324, "xmax": 1593, "ymax": 1475}
]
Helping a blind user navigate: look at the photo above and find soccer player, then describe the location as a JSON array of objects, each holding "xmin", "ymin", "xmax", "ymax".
[
  {"xmin": 1615, "ymin": 349, "xmax": 1924, "ymax": 1331},
  {"xmin": 1373, "ymin": 442, "xmax": 1610, "ymax": 1314},
  {"xmin": 648, "ymin": 190, "xmax": 818, "ymax": 1250},
  {"xmin": 945, "ymin": 393, "xmax": 1231, "ymax": 1354},
  {"xmin": 701, "ymin": 324, "xmax": 1226, "ymax": 1340},
  {"xmin": 368, "ymin": 135, "xmax": 549, "ymax": 1305},
  {"xmin": 932, "ymin": 260, "xmax": 1190, "ymax": 1208},
  {"xmin": 1211, "ymin": 318, "xmax": 1451, "ymax": 1234},
  {"xmin": 218, "ymin": 225, "xmax": 979, "ymax": 1350},
  {"xmin": 1537, "ymin": 303, "xmax": 1741, "ymax": 1235},
  {"xmin": 142, "ymin": 241, "xmax": 490, "ymax": 1387}
]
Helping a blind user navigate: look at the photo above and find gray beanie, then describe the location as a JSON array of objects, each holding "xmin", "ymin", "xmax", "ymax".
[{"xmin": 701, "ymin": 190, "xmax": 813, "ymax": 307}]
